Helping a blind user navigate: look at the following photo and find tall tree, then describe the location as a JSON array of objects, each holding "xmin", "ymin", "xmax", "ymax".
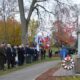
[
  {"xmin": 18, "ymin": 0, "xmax": 27, "ymax": 44},
  {"xmin": 18, "ymin": 0, "xmax": 53, "ymax": 45},
  {"xmin": 52, "ymin": 0, "xmax": 80, "ymax": 46}
]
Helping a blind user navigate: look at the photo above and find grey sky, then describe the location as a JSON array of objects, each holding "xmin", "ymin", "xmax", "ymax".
[
  {"xmin": 14, "ymin": 0, "xmax": 80, "ymax": 21},
  {"xmin": 15, "ymin": 0, "xmax": 80, "ymax": 33},
  {"xmin": 72, "ymin": 0, "xmax": 80, "ymax": 4}
]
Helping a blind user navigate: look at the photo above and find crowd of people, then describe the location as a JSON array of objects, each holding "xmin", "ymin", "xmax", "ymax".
[{"xmin": 0, "ymin": 43, "xmax": 53, "ymax": 70}]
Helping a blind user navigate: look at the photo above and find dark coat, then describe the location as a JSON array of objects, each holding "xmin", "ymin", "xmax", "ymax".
[
  {"xmin": 0, "ymin": 47, "xmax": 6, "ymax": 63},
  {"xmin": 6, "ymin": 47, "xmax": 12, "ymax": 60}
]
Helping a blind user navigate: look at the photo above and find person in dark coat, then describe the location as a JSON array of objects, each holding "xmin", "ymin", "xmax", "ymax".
[
  {"xmin": 25, "ymin": 45, "xmax": 31, "ymax": 63},
  {"xmin": 41, "ymin": 48, "xmax": 46, "ymax": 60},
  {"xmin": 17, "ymin": 46, "xmax": 21, "ymax": 65},
  {"xmin": 17, "ymin": 45, "xmax": 25, "ymax": 66},
  {"xmin": 34, "ymin": 48, "xmax": 38, "ymax": 61},
  {"xmin": 48, "ymin": 49, "xmax": 52, "ymax": 58},
  {"xmin": 0, "ymin": 44, "xmax": 6, "ymax": 70},
  {"xmin": 21, "ymin": 45, "xmax": 25, "ymax": 65},
  {"xmin": 32, "ymin": 47, "xmax": 37, "ymax": 61},
  {"xmin": 29, "ymin": 46, "xmax": 34, "ymax": 63},
  {"xmin": 6, "ymin": 44, "xmax": 13, "ymax": 69},
  {"xmin": 11, "ymin": 45, "xmax": 16, "ymax": 67}
]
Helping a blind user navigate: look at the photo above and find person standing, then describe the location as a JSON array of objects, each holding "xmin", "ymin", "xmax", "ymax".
[
  {"xmin": 41, "ymin": 48, "xmax": 46, "ymax": 60},
  {"xmin": 59, "ymin": 46, "xmax": 68, "ymax": 60},
  {"xmin": 0, "ymin": 44, "xmax": 6, "ymax": 70},
  {"xmin": 6, "ymin": 44, "xmax": 13, "ymax": 69},
  {"xmin": 25, "ymin": 45, "xmax": 30, "ymax": 63},
  {"xmin": 11, "ymin": 45, "xmax": 16, "ymax": 67},
  {"xmin": 48, "ymin": 49, "xmax": 52, "ymax": 58},
  {"xmin": 17, "ymin": 45, "xmax": 25, "ymax": 66}
]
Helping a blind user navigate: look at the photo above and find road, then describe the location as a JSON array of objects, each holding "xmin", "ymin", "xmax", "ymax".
[{"xmin": 0, "ymin": 61, "xmax": 59, "ymax": 80}]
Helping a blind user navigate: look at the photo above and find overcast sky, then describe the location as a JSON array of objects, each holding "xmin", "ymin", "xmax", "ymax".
[
  {"xmin": 16, "ymin": 0, "xmax": 80, "ymax": 34},
  {"xmin": 10, "ymin": 0, "xmax": 80, "ymax": 37},
  {"xmin": 72, "ymin": 0, "xmax": 80, "ymax": 4},
  {"xmin": 15, "ymin": 0, "xmax": 80, "ymax": 21}
]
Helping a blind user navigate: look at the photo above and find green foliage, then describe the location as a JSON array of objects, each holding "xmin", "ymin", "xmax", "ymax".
[
  {"xmin": 28, "ymin": 19, "xmax": 38, "ymax": 43},
  {"xmin": 56, "ymin": 76, "xmax": 80, "ymax": 80},
  {"xmin": 0, "ymin": 19, "xmax": 38, "ymax": 45}
]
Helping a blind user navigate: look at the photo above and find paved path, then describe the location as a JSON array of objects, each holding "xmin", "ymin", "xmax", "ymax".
[
  {"xmin": 53, "ymin": 55, "xmax": 77, "ymax": 76},
  {"xmin": 53, "ymin": 67, "xmax": 75, "ymax": 76},
  {"xmin": 0, "ymin": 61, "xmax": 59, "ymax": 80}
]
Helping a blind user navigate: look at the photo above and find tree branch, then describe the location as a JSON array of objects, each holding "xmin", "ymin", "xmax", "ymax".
[
  {"xmin": 35, "ymin": 4, "xmax": 54, "ymax": 15},
  {"xmin": 35, "ymin": 7, "xmax": 40, "ymax": 19},
  {"xmin": 36, "ymin": 0, "xmax": 47, "ymax": 2}
]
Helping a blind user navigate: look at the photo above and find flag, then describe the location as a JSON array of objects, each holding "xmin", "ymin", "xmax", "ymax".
[{"xmin": 36, "ymin": 44, "xmax": 40, "ymax": 51}]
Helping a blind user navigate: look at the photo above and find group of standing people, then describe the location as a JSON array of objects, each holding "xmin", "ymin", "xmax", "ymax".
[{"xmin": 0, "ymin": 43, "xmax": 53, "ymax": 70}]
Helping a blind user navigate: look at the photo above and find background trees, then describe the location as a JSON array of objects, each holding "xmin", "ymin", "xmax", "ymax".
[
  {"xmin": 18, "ymin": 0, "xmax": 53, "ymax": 44},
  {"xmin": 0, "ymin": 0, "xmax": 18, "ymax": 43},
  {"xmin": 0, "ymin": 0, "xmax": 79, "ymax": 46},
  {"xmin": 0, "ymin": 18, "xmax": 38, "ymax": 45},
  {"xmin": 52, "ymin": 0, "xmax": 79, "ymax": 47},
  {"xmin": 0, "ymin": 19, "xmax": 21, "ymax": 45}
]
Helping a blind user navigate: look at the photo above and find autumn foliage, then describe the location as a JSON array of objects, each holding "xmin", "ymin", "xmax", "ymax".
[
  {"xmin": 53, "ymin": 20, "xmax": 76, "ymax": 46},
  {"xmin": 0, "ymin": 18, "xmax": 21, "ymax": 45},
  {"xmin": 0, "ymin": 18, "xmax": 38, "ymax": 45}
]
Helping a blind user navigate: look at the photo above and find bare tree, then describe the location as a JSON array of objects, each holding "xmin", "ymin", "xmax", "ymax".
[{"xmin": 18, "ymin": 0, "xmax": 56, "ymax": 44}]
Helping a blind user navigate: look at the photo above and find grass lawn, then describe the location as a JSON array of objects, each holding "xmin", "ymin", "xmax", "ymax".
[
  {"xmin": 0, "ymin": 57, "xmax": 60, "ymax": 76},
  {"xmin": 52, "ymin": 47, "xmax": 59, "ymax": 53},
  {"xmin": 56, "ymin": 76, "xmax": 80, "ymax": 80}
]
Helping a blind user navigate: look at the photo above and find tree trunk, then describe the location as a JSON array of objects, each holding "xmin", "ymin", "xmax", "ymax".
[
  {"xmin": 18, "ymin": 0, "xmax": 36, "ymax": 45},
  {"xmin": 26, "ymin": 0, "xmax": 36, "ymax": 26},
  {"xmin": 18, "ymin": 0, "xmax": 28, "ymax": 45}
]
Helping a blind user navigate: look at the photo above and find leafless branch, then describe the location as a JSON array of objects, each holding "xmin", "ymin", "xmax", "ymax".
[
  {"xmin": 34, "ymin": 4, "xmax": 55, "ymax": 15},
  {"xmin": 35, "ymin": 7, "xmax": 40, "ymax": 19},
  {"xmin": 36, "ymin": 0, "xmax": 47, "ymax": 2}
]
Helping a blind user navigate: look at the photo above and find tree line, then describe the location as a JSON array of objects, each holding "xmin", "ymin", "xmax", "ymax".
[{"xmin": 0, "ymin": 0, "xmax": 80, "ymax": 46}]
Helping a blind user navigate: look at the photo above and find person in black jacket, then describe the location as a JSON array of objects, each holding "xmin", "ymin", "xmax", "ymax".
[
  {"xmin": 21, "ymin": 45, "xmax": 25, "ymax": 65},
  {"xmin": 41, "ymin": 48, "xmax": 46, "ymax": 60},
  {"xmin": 17, "ymin": 45, "xmax": 25, "ymax": 66},
  {"xmin": 17, "ymin": 46, "xmax": 21, "ymax": 65},
  {"xmin": 48, "ymin": 49, "xmax": 52, "ymax": 58},
  {"xmin": 0, "ymin": 44, "xmax": 6, "ymax": 70},
  {"xmin": 6, "ymin": 44, "xmax": 13, "ymax": 69},
  {"xmin": 25, "ymin": 45, "xmax": 30, "ymax": 63},
  {"xmin": 29, "ymin": 46, "xmax": 34, "ymax": 63},
  {"xmin": 11, "ymin": 45, "xmax": 16, "ymax": 67},
  {"xmin": 34, "ymin": 48, "xmax": 38, "ymax": 61}
]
